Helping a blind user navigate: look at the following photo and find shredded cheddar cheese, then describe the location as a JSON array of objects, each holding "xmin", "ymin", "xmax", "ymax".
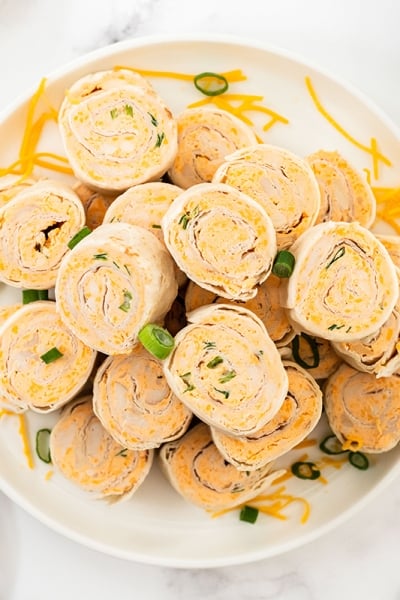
[
  {"xmin": 0, "ymin": 78, "xmax": 73, "ymax": 182},
  {"xmin": 0, "ymin": 410, "xmax": 34, "ymax": 469},
  {"xmin": 188, "ymin": 93, "xmax": 289, "ymax": 133},
  {"xmin": 211, "ymin": 485, "xmax": 311, "ymax": 524},
  {"xmin": 305, "ymin": 76, "xmax": 391, "ymax": 180},
  {"xmin": 372, "ymin": 186, "xmax": 400, "ymax": 234},
  {"xmin": 113, "ymin": 65, "xmax": 247, "ymax": 83},
  {"xmin": 294, "ymin": 438, "xmax": 317, "ymax": 450},
  {"xmin": 45, "ymin": 470, "xmax": 54, "ymax": 481}
]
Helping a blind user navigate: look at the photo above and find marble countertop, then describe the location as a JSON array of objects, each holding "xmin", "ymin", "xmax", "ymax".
[{"xmin": 0, "ymin": 0, "xmax": 399, "ymax": 598}]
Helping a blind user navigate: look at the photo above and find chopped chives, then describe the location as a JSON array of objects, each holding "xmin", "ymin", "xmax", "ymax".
[
  {"xmin": 148, "ymin": 112, "xmax": 158, "ymax": 126},
  {"xmin": 38, "ymin": 290, "xmax": 49, "ymax": 300},
  {"xmin": 93, "ymin": 253, "xmax": 108, "ymax": 260},
  {"xmin": 119, "ymin": 290, "xmax": 133, "ymax": 312},
  {"xmin": 40, "ymin": 347, "xmax": 63, "ymax": 364},
  {"xmin": 292, "ymin": 333, "xmax": 320, "ymax": 369},
  {"xmin": 116, "ymin": 448, "xmax": 128, "ymax": 457},
  {"xmin": 219, "ymin": 370, "xmax": 236, "ymax": 383},
  {"xmin": 326, "ymin": 246, "xmax": 345, "ymax": 269},
  {"xmin": 349, "ymin": 451, "xmax": 369, "ymax": 470},
  {"xmin": 110, "ymin": 108, "xmax": 118, "ymax": 119},
  {"xmin": 155, "ymin": 132, "xmax": 165, "ymax": 147},
  {"xmin": 203, "ymin": 341, "xmax": 216, "ymax": 349},
  {"xmin": 194, "ymin": 72, "xmax": 229, "ymax": 97},
  {"xmin": 151, "ymin": 224, "xmax": 162, "ymax": 229},
  {"xmin": 239, "ymin": 505, "xmax": 259, "ymax": 524},
  {"xmin": 213, "ymin": 387, "xmax": 230, "ymax": 399},
  {"xmin": 272, "ymin": 250, "xmax": 295, "ymax": 278},
  {"xmin": 124, "ymin": 104, "xmax": 133, "ymax": 117},
  {"xmin": 67, "ymin": 226, "xmax": 92, "ymax": 249},
  {"xmin": 206, "ymin": 356, "xmax": 223, "ymax": 369},
  {"xmin": 291, "ymin": 461, "xmax": 320, "ymax": 480},
  {"xmin": 36, "ymin": 428, "xmax": 52, "ymax": 463}
]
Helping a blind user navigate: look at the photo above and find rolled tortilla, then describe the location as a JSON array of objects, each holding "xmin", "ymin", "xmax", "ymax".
[
  {"xmin": 93, "ymin": 345, "xmax": 192, "ymax": 450},
  {"xmin": 168, "ymin": 107, "xmax": 257, "ymax": 189},
  {"xmin": 0, "ymin": 301, "xmax": 96, "ymax": 413},
  {"xmin": 73, "ymin": 182, "xmax": 116, "ymax": 230},
  {"xmin": 288, "ymin": 335, "xmax": 342, "ymax": 380},
  {"xmin": 185, "ymin": 276, "xmax": 294, "ymax": 347},
  {"xmin": 332, "ymin": 284, "xmax": 400, "ymax": 378},
  {"xmin": 0, "ymin": 174, "xmax": 36, "ymax": 207},
  {"xmin": 211, "ymin": 361, "xmax": 322, "ymax": 470},
  {"xmin": 50, "ymin": 397, "xmax": 153, "ymax": 502},
  {"xmin": 59, "ymin": 69, "xmax": 178, "ymax": 191},
  {"xmin": 283, "ymin": 221, "xmax": 399, "ymax": 341},
  {"xmin": 159, "ymin": 422, "xmax": 282, "ymax": 511},
  {"xmin": 162, "ymin": 182, "xmax": 277, "ymax": 301},
  {"xmin": 55, "ymin": 222, "xmax": 177, "ymax": 355},
  {"xmin": 324, "ymin": 364, "xmax": 400, "ymax": 453},
  {"xmin": 0, "ymin": 303, "xmax": 22, "ymax": 412},
  {"xmin": 307, "ymin": 150, "xmax": 376, "ymax": 227},
  {"xmin": 103, "ymin": 181, "xmax": 186, "ymax": 286},
  {"xmin": 213, "ymin": 144, "xmax": 320, "ymax": 249},
  {"xmin": 0, "ymin": 179, "xmax": 85, "ymax": 289},
  {"xmin": 163, "ymin": 304, "xmax": 288, "ymax": 435},
  {"xmin": 376, "ymin": 234, "xmax": 400, "ymax": 269}
]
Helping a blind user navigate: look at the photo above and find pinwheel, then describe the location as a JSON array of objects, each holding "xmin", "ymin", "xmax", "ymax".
[
  {"xmin": 0, "ymin": 301, "xmax": 96, "ymax": 413},
  {"xmin": 103, "ymin": 181, "xmax": 185, "ymax": 286},
  {"xmin": 213, "ymin": 144, "xmax": 320, "ymax": 249},
  {"xmin": 0, "ymin": 174, "xmax": 36, "ymax": 207},
  {"xmin": 58, "ymin": 69, "xmax": 178, "ymax": 191},
  {"xmin": 211, "ymin": 361, "xmax": 322, "ymax": 470},
  {"xmin": 332, "ymin": 284, "xmax": 400, "ymax": 378},
  {"xmin": 324, "ymin": 364, "xmax": 400, "ymax": 453},
  {"xmin": 55, "ymin": 222, "xmax": 177, "ymax": 355},
  {"xmin": 307, "ymin": 150, "xmax": 376, "ymax": 227},
  {"xmin": 162, "ymin": 182, "xmax": 277, "ymax": 301},
  {"xmin": 159, "ymin": 423, "xmax": 282, "ymax": 511},
  {"xmin": 283, "ymin": 221, "xmax": 398, "ymax": 341},
  {"xmin": 184, "ymin": 275, "xmax": 294, "ymax": 347},
  {"xmin": 168, "ymin": 107, "xmax": 257, "ymax": 188},
  {"xmin": 93, "ymin": 345, "xmax": 192, "ymax": 450},
  {"xmin": 0, "ymin": 179, "xmax": 85, "ymax": 289},
  {"xmin": 163, "ymin": 304, "xmax": 288, "ymax": 435},
  {"xmin": 50, "ymin": 397, "xmax": 153, "ymax": 502}
]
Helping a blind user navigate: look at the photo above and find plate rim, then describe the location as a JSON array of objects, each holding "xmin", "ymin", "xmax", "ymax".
[{"xmin": 1, "ymin": 32, "xmax": 400, "ymax": 568}]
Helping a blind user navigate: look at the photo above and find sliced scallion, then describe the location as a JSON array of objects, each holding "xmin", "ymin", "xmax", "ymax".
[
  {"xmin": 319, "ymin": 434, "xmax": 348, "ymax": 455},
  {"xmin": 207, "ymin": 356, "xmax": 223, "ymax": 369},
  {"xmin": 349, "ymin": 451, "xmax": 369, "ymax": 470},
  {"xmin": 292, "ymin": 333, "xmax": 320, "ymax": 369},
  {"xmin": 68, "ymin": 226, "xmax": 91, "ymax": 249},
  {"xmin": 291, "ymin": 461, "xmax": 320, "ymax": 480},
  {"xmin": 36, "ymin": 428, "xmax": 52, "ymax": 463},
  {"xmin": 22, "ymin": 289, "xmax": 39, "ymax": 304},
  {"xmin": 272, "ymin": 250, "xmax": 295, "ymax": 278},
  {"xmin": 38, "ymin": 290, "xmax": 49, "ymax": 300},
  {"xmin": 194, "ymin": 72, "xmax": 229, "ymax": 96},
  {"xmin": 40, "ymin": 347, "xmax": 63, "ymax": 364},
  {"xmin": 138, "ymin": 324, "xmax": 174, "ymax": 359},
  {"xmin": 239, "ymin": 505, "xmax": 259, "ymax": 524}
]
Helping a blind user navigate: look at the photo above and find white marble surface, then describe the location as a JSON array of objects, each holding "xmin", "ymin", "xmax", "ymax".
[{"xmin": 0, "ymin": 0, "xmax": 400, "ymax": 598}]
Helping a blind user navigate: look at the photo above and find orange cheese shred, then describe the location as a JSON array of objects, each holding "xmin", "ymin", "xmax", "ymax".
[
  {"xmin": 17, "ymin": 414, "xmax": 34, "ymax": 470},
  {"xmin": 305, "ymin": 76, "xmax": 392, "ymax": 180},
  {"xmin": 188, "ymin": 93, "xmax": 289, "ymax": 133},
  {"xmin": 294, "ymin": 438, "xmax": 317, "ymax": 450},
  {"xmin": 113, "ymin": 65, "xmax": 247, "ymax": 83}
]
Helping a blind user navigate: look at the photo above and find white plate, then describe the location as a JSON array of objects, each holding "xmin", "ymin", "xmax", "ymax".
[{"xmin": 0, "ymin": 34, "xmax": 399, "ymax": 568}]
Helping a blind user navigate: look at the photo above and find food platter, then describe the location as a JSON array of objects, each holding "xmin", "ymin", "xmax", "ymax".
[{"xmin": 0, "ymin": 34, "xmax": 399, "ymax": 568}]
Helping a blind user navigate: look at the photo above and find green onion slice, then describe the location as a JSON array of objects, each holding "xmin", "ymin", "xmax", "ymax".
[
  {"xmin": 272, "ymin": 250, "xmax": 295, "ymax": 278},
  {"xmin": 40, "ymin": 347, "xmax": 63, "ymax": 364},
  {"xmin": 207, "ymin": 356, "xmax": 223, "ymax": 369},
  {"xmin": 239, "ymin": 505, "xmax": 259, "ymax": 524},
  {"xmin": 349, "ymin": 451, "xmax": 369, "ymax": 470},
  {"xmin": 138, "ymin": 324, "xmax": 175, "ymax": 359},
  {"xmin": 22, "ymin": 289, "xmax": 50, "ymax": 304},
  {"xmin": 22, "ymin": 289, "xmax": 40, "ymax": 304},
  {"xmin": 292, "ymin": 333, "xmax": 320, "ymax": 369},
  {"xmin": 36, "ymin": 428, "xmax": 52, "ymax": 463},
  {"xmin": 193, "ymin": 72, "xmax": 229, "ymax": 96},
  {"xmin": 319, "ymin": 434, "xmax": 348, "ymax": 455},
  {"xmin": 67, "ymin": 226, "xmax": 91, "ymax": 250},
  {"xmin": 291, "ymin": 461, "xmax": 320, "ymax": 480}
]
